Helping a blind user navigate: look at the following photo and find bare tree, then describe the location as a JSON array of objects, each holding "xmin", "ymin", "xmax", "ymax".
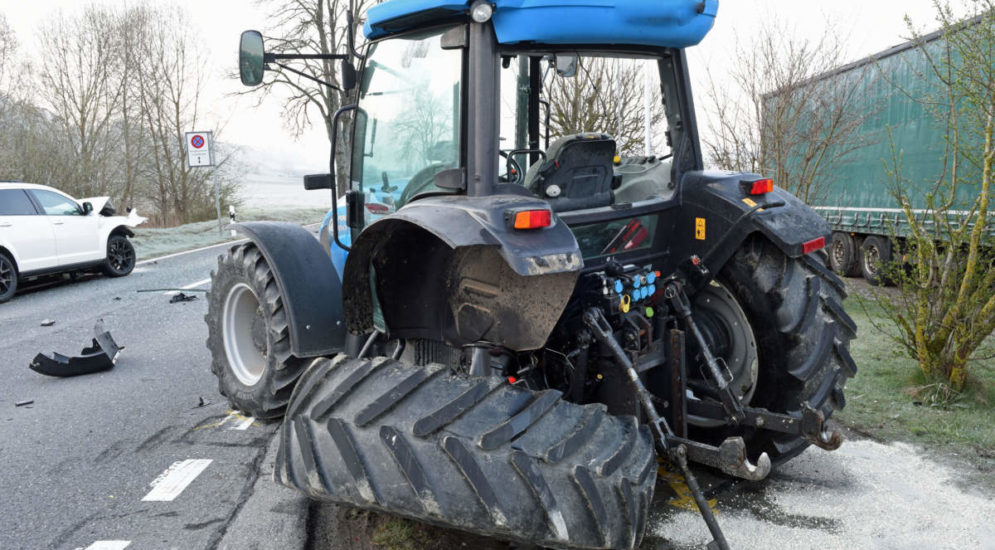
[
  {"xmin": 132, "ymin": 6, "xmax": 234, "ymax": 225},
  {"xmin": 702, "ymin": 18, "xmax": 872, "ymax": 204},
  {"xmin": 545, "ymin": 57, "xmax": 666, "ymax": 156},
  {"xmin": 873, "ymin": 2, "xmax": 995, "ymax": 397},
  {"xmin": 37, "ymin": 7, "xmax": 125, "ymax": 198},
  {"xmin": 240, "ymin": 0, "xmax": 373, "ymax": 192}
]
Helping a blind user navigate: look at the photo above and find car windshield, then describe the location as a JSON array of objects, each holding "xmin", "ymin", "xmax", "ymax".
[{"xmin": 350, "ymin": 27, "xmax": 462, "ymax": 220}]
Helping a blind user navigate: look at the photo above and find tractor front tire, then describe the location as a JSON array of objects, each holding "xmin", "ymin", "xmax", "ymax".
[
  {"xmin": 276, "ymin": 356, "xmax": 657, "ymax": 550},
  {"xmin": 698, "ymin": 236, "xmax": 858, "ymax": 464},
  {"xmin": 205, "ymin": 243, "xmax": 309, "ymax": 419}
]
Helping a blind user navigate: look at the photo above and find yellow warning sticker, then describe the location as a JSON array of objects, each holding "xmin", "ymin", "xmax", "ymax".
[
  {"xmin": 742, "ymin": 197, "xmax": 764, "ymax": 212},
  {"xmin": 695, "ymin": 217, "xmax": 706, "ymax": 240}
]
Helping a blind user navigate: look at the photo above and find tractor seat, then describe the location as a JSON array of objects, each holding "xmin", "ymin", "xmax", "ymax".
[{"xmin": 524, "ymin": 133, "xmax": 616, "ymax": 212}]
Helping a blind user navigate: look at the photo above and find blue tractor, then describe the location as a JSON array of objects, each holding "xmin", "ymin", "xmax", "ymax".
[{"xmin": 205, "ymin": 2, "xmax": 856, "ymax": 548}]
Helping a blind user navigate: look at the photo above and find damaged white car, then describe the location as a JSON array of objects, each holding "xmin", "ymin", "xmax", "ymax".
[{"xmin": 0, "ymin": 183, "xmax": 146, "ymax": 303}]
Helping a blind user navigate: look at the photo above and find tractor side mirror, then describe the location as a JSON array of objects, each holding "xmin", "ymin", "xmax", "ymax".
[
  {"xmin": 239, "ymin": 30, "xmax": 266, "ymax": 86},
  {"xmin": 555, "ymin": 53, "xmax": 578, "ymax": 78},
  {"xmin": 341, "ymin": 59, "xmax": 357, "ymax": 91}
]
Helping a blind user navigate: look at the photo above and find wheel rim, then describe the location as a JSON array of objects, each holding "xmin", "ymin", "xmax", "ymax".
[
  {"xmin": 0, "ymin": 257, "xmax": 12, "ymax": 295},
  {"xmin": 223, "ymin": 282, "xmax": 268, "ymax": 386},
  {"xmin": 688, "ymin": 281, "xmax": 759, "ymax": 428},
  {"xmin": 108, "ymin": 239, "xmax": 135, "ymax": 273},
  {"xmin": 831, "ymin": 238, "xmax": 847, "ymax": 269},
  {"xmin": 863, "ymin": 244, "xmax": 880, "ymax": 276}
]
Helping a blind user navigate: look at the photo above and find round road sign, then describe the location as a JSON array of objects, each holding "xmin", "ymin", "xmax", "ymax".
[{"xmin": 191, "ymin": 135, "xmax": 205, "ymax": 149}]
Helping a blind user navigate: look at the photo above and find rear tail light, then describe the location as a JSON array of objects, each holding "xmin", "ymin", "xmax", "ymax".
[
  {"xmin": 511, "ymin": 209, "xmax": 552, "ymax": 230},
  {"xmin": 741, "ymin": 178, "xmax": 774, "ymax": 195},
  {"xmin": 366, "ymin": 203, "xmax": 390, "ymax": 214},
  {"xmin": 802, "ymin": 236, "xmax": 826, "ymax": 254}
]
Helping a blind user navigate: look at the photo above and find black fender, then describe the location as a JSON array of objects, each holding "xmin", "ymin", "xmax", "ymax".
[
  {"xmin": 232, "ymin": 222, "xmax": 346, "ymax": 358},
  {"xmin": 671, "ymin": 171, "xmax": 831, "ymax": 287},
  {"xmin": 110, "ymin": 226, "xmax": 135, "ymax": 238},
  {"xmin": 343, "ymin": 191, "xmax": 583, "ymax": 351}
]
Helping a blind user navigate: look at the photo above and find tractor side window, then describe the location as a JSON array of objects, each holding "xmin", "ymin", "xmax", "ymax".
[{"xmin": 351, "ymin": 27, "xmax": 463, "ymax": 217}]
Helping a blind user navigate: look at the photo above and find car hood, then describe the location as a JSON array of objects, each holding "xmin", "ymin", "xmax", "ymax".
[{"xmin": 80, "ymin": 196, "xmax": 147, "ymax": 227}]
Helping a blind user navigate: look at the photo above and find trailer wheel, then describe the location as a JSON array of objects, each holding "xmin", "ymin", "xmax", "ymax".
[
  {"xmin": 276, "ymin": 356, "xmax": 657, "ymax": 550},
  {"xmin": 829, "ymin": 232, "xmax": 860, "ymax": 278},
  {"xmin": 205, "ymin": 243, "xmax": 309, "ymax": 419},
  {"xmin": 860, "ymin": 236, "xmax": 892, "ymax": 286},
  {"xmin": 687, "ymin": 236, "xmax": 857, "ymax": 464}
]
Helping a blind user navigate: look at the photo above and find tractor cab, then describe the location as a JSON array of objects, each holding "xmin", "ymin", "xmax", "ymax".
[{"xmin": 219, "ymin": 3, "xmax": 855, "ymax": 549}]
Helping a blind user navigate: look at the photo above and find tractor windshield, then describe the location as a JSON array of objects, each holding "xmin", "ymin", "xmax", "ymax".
[{"xmin": 351, "ymin": 27, "xmax": 462, "ymax": 219}]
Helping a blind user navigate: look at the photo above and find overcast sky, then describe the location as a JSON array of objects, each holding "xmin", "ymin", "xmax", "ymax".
[{"xmin": 1, "ymin": 0, "xmax": 964, "ymax": 173}]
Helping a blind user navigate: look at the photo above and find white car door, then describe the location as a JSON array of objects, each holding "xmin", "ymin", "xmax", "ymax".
[
  {"xmin": 0, "ymin": 188, "xmax": 58, "ymax": 273},
  {"xmin": 28, "ymin": 189, "xmax": 103, "ymax": 266}
]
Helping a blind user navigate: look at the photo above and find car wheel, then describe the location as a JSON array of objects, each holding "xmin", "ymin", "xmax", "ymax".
[
  {"xmin": 0, "ymin": 251, "xmax": 18, "ymax": 303},
  {"xmin": 104, "ymin": 234, "xmax": 136, "ymax": 277}
]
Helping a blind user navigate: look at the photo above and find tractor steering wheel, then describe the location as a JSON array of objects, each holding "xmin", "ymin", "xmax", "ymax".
[{"xmin": 499, "ymin": 150, "xmax": 524, "ymax": 185}]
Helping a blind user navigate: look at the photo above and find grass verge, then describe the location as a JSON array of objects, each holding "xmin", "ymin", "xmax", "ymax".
[
  {"xmin": 836, "ymin": 289, "xmax": 995, "ymax": 463},
  {"xmin": 130, "ymin": 207, "xmax": 328, "ymax": 261}
]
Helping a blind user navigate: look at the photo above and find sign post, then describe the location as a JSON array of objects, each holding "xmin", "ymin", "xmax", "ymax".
[{"xmin": 185, "ymin": 131, "xmax": 223, "ymax": 235}]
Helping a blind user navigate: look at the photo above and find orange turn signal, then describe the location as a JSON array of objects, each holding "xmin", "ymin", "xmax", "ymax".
[{"xmin": 512, "ymin": 209, "xmax": 552, "ymax": 230}]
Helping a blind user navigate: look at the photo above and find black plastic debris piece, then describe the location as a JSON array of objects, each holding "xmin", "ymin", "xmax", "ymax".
[
  {"xmin": 40, "ymin": 319, "xmax": 55, "ymax": 327},
  {"xmin": 15, "ymin": 400, "xmax": 34, "ymax": 407},
  {"xmin": 169, "ymin": 292, "xmax": 198, "ymax": 304},
  {"xmin": 29, "ymin": 319, "xmax": 124, "ymax": 378}
]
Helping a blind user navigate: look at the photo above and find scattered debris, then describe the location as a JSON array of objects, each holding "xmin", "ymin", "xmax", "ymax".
[
  {"xmin": 114, "ymin": 297, "xmax": 122, "ymax": 301},
  {"xmin": 29, "ymin": 319, "xmax": 124, "ymax": 378},
  {"xmin": 136, "ymin": 288, "xmax": 208, "ymax": 293},
  {"xmin": 169, "ymin": 292, "xmax": 199, "ymax": 304},
  {"xmin": 15, "ymin": 400, "xmax": 34, "ymax": 407},
  {"xmin": 40, "ymin": 319, "xmax": 56, "ymax": 327},
  {"xmin": 196, "ymin": 396, "xmax": 209, "ymax": 408}
]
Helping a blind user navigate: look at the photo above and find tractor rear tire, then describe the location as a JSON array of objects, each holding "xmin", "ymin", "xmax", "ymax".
[
  {"xmin": 205, "ymin": 243, "xmax": 309, "ymax": 419},
  {"xmin": 697, "ymin": 236, "xmax": 857, "ymax": 464},
  {"xmin": 276, "ymin": 356, "xmax": 657, "ymax": 550}
]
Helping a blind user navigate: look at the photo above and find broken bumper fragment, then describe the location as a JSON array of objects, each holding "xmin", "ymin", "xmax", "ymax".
[{"xmin": 29, "ymin": 320, "xmax": 123, "ymax": 377}]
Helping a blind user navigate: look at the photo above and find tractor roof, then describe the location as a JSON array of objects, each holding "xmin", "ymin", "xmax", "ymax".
[{"xmin": 364, "ymin": 0, "xmax": 718, "ymax": 49}]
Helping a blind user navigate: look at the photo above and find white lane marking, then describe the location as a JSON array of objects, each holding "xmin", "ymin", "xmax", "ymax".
[
  {"xmin": 162, "ymin": 278, "xmax": 212, "ymax": 296},
  {"xmin": 136, "ymin": 222, "xmax": 322, "ymax": 266},
  {"xmin": 218, "ymin": 411, "xmax": 255, "ymax": 430},
  {"xmin": 142, "ymin": 459, "xmax": 213, "ymax": 502},
  {"xmin": 137, "ymin": 239, "xmax": 247, "ymax": 266},
  {"xmin": 229, "ymin": 416, "xmax": 255, "ymax": 430},
  {"xmin": 82, "ymin": 542, "xmax": 131, "ymax": 550}
]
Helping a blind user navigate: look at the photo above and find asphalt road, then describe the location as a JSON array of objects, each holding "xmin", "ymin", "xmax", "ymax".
[
  {"xmin": 0, "ymin": 237, "xmax": 307, "ymax": 550},
  {"xmin": 4, "ymin": 240, "xmax": 995, "ymax": 550}
]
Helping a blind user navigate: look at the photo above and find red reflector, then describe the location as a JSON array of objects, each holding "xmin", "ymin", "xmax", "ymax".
[
  {"xmin": 748, "ymin": 178, "xmax": 774, "ymax": 195},
  {"xmin": 507, "ymin": 377, "xmax": 518, "ymax": 385},
  {"xmin": 513, "ymin": 209, "xmax": 552, "ymax": 230},
  {"xmin": 366, "ymin": 203, "xmax": 389, "ymax": 214},
  {"xmin": 802, "ymin": 236, "xmax": 826, "ymax": 254}
]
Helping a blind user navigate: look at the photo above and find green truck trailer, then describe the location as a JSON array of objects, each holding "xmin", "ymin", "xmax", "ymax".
[{"xmin": 783, "ymin": 19, "xmax": 992, "ymax": 285}]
